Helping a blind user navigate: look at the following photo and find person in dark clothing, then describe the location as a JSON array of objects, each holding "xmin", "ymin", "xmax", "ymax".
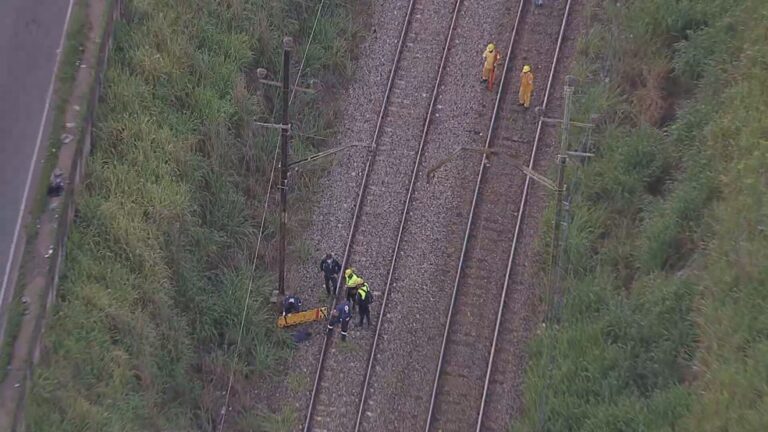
[
  {"xmin": 282, "ymin": 295, "xmax": 302, "ymax": 316},
  {"xmin": 319, "ymin": 253, "xmax": 342, "ymax": 296},
  {"xmin": 346, "ymin": 284, "xmax": 359, "ymax": 309},
  {"xmin": 47, "ymin": 168, "xmax": 65, "ymax": 197},
  {"xmin": 355, "ymin": 283, "xmax": 372, "ymax": 327},
  {"xmin": 326, "ymin": 301, "xmax": 352, "ymax": 341}
]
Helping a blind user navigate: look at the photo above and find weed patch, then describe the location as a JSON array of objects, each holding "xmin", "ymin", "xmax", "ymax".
[{"xmin": 27, "ymin": 0, "xmax": 364, "ymax": 430}]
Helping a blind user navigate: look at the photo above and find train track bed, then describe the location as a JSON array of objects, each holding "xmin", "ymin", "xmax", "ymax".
[
  {"xmin": 265, "ymin": 0, "xmax": 411, "ymax": 424},
  {"xmin": 352, "ymin": 0, "xmax": 527, "ymax": 431},
  {"xmin": 426, "ymin": 1, "xmax": 582, "ymax": 431},
  {"xmin": 302, "ymin": 0, "xmax": 460, "ymax": 430},
  {"xmin": 266, "ymin": 0, "xmax": 584, "ymax": 429},
  {"xmin": 478, "ymin": 2, "xmax": 584, "ymax": 429}
]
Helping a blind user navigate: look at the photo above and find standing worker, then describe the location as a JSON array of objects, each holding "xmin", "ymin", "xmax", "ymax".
[
  {"xmin": 482, "ymin": 43, "xmax": 502, "ymax": 91},
  {"xmin": 519, "ymin": 64, "xmax": 534, "ymax": 108},
  {"xmin": 319, "ymin": 253, "xmax": 341, "ymax": 296},
  {"xmin": 355, "ymin": 283, "xmax": 373, "ymax": 327},
  {"xmin": 344, "ymin": 268, "xmax": 365, "ymax": 308},
  {"xmin": 327, "ymin": 300, "xmax": 352, "ymax": 341}
]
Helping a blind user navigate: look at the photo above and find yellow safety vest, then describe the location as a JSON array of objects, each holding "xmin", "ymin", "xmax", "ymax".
[
  {"xmin": 345, "ymin": 273, "xmax": 363, "ymax": 287},
  {"xmin": 357, "ymin": 284, "xmax": 369, "ymax": 301}
]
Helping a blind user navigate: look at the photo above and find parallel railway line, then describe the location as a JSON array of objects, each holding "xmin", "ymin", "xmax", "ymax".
[
  {"xmin": 425, "ymin": 0, "xmax": 575, "ymax": 431},
  {"xmin": 303, "ymin": 0, "xmax": 463, "ymax": 430},
  {"xmin": 303, "ymin": 0, "xmax": 576, "ymax": 429}
]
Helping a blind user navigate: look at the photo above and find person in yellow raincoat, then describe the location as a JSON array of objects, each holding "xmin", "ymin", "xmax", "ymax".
[
  {"xmin": 482, "ymin": 43, "xmax": 501, "ymax": 91},
  {"xmin": 519, "ymin": 64, "xmax": 534, "ymax": 108}
]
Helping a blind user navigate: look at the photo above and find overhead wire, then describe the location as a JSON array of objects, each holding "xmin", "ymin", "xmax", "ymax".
[{"xmin": 217, "ymin": 1, "xmax": 326, "ymax": 430}]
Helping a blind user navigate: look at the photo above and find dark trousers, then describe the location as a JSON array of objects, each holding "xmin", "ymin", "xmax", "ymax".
[
  {"xmin": 346, "ymin": 287, "xmax": 358, "ymax": 309},
  {"xmin": 323, "ymin": 274, "xmax": 338, "ymax": 295},
  {"xmin": 328, "ymin": 317, "xmax": 350, "ymax": 341},
  {"xmin": 358, "ymin": 304, "xmax": 371, "ymax": 326},
  {"xmin": 341, "ymin": 319, "xmax": 349, "ymax": 337}
]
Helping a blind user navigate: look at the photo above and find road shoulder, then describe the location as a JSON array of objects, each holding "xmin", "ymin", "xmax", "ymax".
[{"xmin": 0, "ymin": 0, "xmax": 112, "ymax": 429}]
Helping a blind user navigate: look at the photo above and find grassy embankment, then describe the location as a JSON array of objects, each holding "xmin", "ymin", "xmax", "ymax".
[
  {"xmin": 515, "ymin": 0, "xmax": 768, "ymax": 430},
  {"xmin": 26, "ymin": 0, "xmax": 362, "ymax": 430}
]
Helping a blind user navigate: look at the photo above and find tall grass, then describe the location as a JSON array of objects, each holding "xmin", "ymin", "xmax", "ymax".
[
  {"xmin": 515, "ymin": 0, "xmax": 768, "ymax": 430},
  {"xmin": 26, "ymin": 0, "xmax": 364, "ymax": 430}
]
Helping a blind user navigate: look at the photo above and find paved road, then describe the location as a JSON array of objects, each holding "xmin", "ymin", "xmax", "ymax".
[{"xmin": 0, "ymin": 0, "xmax": 73, "ymax": 324}]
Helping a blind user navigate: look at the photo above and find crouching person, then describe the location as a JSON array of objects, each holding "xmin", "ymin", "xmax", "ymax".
[{"xmin": 282, "ymin": 294, "xmax": 302, "ymax": 316}]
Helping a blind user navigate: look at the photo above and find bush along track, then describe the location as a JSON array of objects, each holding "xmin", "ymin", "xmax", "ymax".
[
  {"xmin": 514, "ymin": 0, "xmax": 768, "ymax": 430},
  {"xmin": 26, "ymin": 0, "xmax": 363, "ymax": 430}
]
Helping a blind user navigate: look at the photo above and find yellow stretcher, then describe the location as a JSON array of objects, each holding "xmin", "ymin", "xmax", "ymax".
[{"xmin": 277, "ymin": 307, "xmax": 328, "ymax": 328}]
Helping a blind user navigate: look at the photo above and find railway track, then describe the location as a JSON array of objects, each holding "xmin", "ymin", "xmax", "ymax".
[
  {"xmin": 302, "ymin": 0, "xmax": 464, "ymax": 430},
  {"xmin": 425, "ymin": 0, "xmax": 575, "ymax": 431}
]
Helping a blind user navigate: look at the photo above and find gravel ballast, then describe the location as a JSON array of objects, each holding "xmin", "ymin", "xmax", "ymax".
[{"xmin": 270, "ymin": 0, "xmax": 585, "ymax": 430}]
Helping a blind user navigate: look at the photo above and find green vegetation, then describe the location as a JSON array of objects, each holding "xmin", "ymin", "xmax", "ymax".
[
  {"xmin": 0, "ymin": 296, "xmax": 24, "ymax": 383},
  {"xmin": 27, "ymin": 0, "xmax": 363, "ymax": 430},
  {"xmin": 515, "ymin": 0, "xmax": 768, "ymax": 430},
  {"xmin": 237, "ymin": 407, "xmax": 297, "ymax": 432}
]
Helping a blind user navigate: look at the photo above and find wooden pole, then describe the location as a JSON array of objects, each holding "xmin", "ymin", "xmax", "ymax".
[
  {"xmin": 278, "ymin": 37, "xmax": 293, "ymax": 297},
  {"xmin": 550, "ymin": 76, "xmax": 575, "ymax": 284}
]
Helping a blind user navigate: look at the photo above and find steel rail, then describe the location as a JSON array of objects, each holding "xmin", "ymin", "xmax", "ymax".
[
  {"xmin": 352, "ymin": 0, "xmax": 465, "ymax": 429},
  {"xmin": 302, "ymin": 0, "xmax": 417, "ymax": 429},
  {"xmin": 424, "ymin": 0, "xmax": 527, "ymax": 429},
  {"xmin": 475, "ymin": 0, "xmax": 575, "ymax": 430}
]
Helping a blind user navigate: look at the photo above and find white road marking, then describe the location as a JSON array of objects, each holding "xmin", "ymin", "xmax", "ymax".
[{"xmin": 0, "ymin": 0, "xmax": 76, "ymax": 321}]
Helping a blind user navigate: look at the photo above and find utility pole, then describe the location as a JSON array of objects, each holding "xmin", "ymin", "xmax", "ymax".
[
  {"xmin": 550, "ymin": 76, "xmax": 575, "ymax": 284},
  {"xmin": 254, "ymin": 41, "xmax": 357, "ymax": 303},
  {"xmin": 278, "ymin": 37, "xmax": 293, "ymax": 297}
]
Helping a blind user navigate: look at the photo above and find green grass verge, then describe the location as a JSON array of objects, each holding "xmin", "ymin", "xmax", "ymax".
[
  {"xmin": 237, "ymin": 407, "xmax": 297, "ymax": 432},
  {"xmin": 0, "ymin": 297, "xmax": 24, "ymax": 383},
  {"xmin": 25, "ymin": 0, "xmax": 365, "ymax": 430},
  {"xmin": 514, "ymin": 0, "xmax": 768, "ymax": 430}
]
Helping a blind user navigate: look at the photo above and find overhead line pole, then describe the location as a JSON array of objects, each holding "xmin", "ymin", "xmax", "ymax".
[
  {"xmin": 278, "ymin": 37, "xmax": 293, "ymax": 297},
  {"xmin": 256, "ymin": 36, "xmax": 359, "ymax": 300},
  {"xmin": 550, "ymin": 76, "xmax": 574, "ymax": 285}
]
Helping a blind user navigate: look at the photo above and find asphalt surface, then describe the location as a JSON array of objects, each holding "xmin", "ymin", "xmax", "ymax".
[{"xmin": 0, "ymin": 0, "xmax": 72, "ymax": 320}]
